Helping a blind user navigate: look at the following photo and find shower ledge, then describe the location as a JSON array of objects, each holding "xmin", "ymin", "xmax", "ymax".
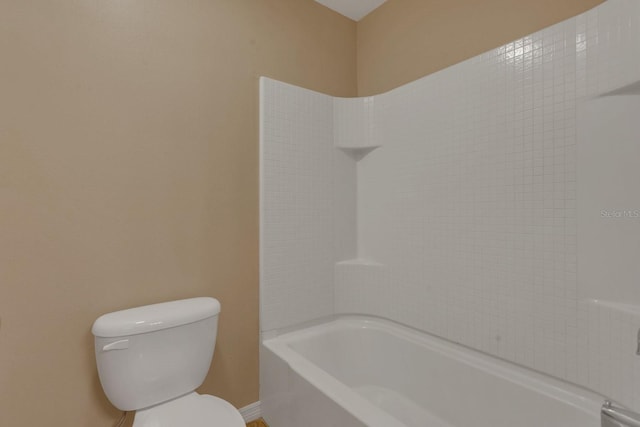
[
  {"xmin": 582, "ymin": 299, "xmax": 640, "ymax": 316},
  {"xmin": 336, "ymin": 258, "xmax": 384, "ymax": 267},
  {"xmin": 336, "ymin": 146, "xmax": 380, "ymax": 162},
  {"xmin": 598, "ymin": 79, "xmax": 640, "ymax": 96}
]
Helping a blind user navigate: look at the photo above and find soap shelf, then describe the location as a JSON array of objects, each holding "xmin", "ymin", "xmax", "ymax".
[
  {"xmin": 336, "ymin": 258, "xmax": 383, "ymax": 267},
  {"xmin": 336, "ymin": 146, "xmax": 380, "ymax": 162}
]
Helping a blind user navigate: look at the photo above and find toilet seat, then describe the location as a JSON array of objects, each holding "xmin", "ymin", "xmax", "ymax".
[{"xmin": 133, "ymin": 392, "xmax": 246, "ymax": 427}]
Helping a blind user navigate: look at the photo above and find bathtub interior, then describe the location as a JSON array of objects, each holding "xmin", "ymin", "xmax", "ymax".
[{"xmin": 265, "ymin": 317, "xmax": 603, "ymax": 427}]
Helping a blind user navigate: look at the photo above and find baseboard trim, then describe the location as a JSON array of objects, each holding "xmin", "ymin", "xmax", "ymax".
[{"xmin": 239, "ymin": 401, "xmax": 261, "ymax": 422}]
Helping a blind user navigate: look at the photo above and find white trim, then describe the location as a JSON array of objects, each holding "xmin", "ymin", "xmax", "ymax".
[
  {"xmin": 259, "ymin": 76, "xmax": 265, "ymax": 335},
  {"xmin": 239, "ymin": 401, "xmax": 261, "ymax": 423}
]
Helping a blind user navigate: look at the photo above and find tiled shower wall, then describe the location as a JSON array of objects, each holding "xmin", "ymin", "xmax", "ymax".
[
  {"xmin": 261, "ymin": 0, "xmax": 640, "ymax": 410},
  {"xmin": 260, "ymin": 80, "xmax": 358, "ymax": 331},
  {"xmin": 260, "ymin": 80, "xmax": 335, "ymax": 332}
]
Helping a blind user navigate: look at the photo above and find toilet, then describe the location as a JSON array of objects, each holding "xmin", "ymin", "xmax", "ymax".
[{"xmin": 92, "ymin": 297, "xmax": 246, "ymax": 427}]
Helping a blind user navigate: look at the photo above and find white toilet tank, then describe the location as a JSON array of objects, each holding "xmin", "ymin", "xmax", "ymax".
[{"xmin": 92, "ymin": 297, "xmax": 221, "ymax": 411}]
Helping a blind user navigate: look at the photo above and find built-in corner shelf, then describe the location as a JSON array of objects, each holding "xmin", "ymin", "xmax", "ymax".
[
  {"xmin": 336, "ymin": 258, "xmax": 384, "ymax": 267},
  {"xmin": 583, "ymin": 299, "xmax": 640, "ymax": 316},
  {"xmin": 599, "ymin": 79, "xmax": 640, "ymax": 97},
  {"xmin": 336, "ymin": 146, "xmax": 380, "ymax": 162}
]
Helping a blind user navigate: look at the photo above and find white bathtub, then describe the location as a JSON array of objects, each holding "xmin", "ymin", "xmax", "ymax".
[{"xmin": 261, "ymin": 316, "xmax": 604, "ymax": 427}]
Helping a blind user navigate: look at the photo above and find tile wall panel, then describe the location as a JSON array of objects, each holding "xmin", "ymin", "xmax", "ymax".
[
  {"xmin": 351, "ymin": 0, "xmax": 640, "ymax": 409},
  {"xmin": 260, "ymin": 78, "xmax": 336, "ymax": 331},
  {"xmin": 261, "ymin": 0, "xmax": 640, "ymax": 410},
  {"xmin": 333, "ymin": 97, "xmax": 375, "ymax": 149}
]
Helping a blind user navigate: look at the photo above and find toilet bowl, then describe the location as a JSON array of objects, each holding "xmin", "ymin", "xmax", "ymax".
[
  {"xmin": 92, "ymin": 297, "xmax": 245, "ymax": 427},
  {"xmin": 133, "ymin": 392, "xmax": 245, "ymax": 427}
]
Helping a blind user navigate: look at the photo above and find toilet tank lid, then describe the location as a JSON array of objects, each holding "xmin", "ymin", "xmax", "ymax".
[{"xmin": 92, "ymin": 297, "xmax": 221, "ymax": 338}]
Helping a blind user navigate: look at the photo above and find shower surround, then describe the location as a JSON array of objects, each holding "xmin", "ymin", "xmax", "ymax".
[{"xmin": 261, "ymin": 0, "xmax": 640, "ymax": 412}]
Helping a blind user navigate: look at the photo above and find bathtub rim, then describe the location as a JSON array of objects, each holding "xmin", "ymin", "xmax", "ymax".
[{"xmin": 262, "ymin": 314, "xmax": 606, "ymax": 427}]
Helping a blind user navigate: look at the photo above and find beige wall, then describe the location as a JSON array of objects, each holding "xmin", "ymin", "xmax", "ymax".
[
  {"xmin": 357, "ymin": 0, "xmax": 604, "ymax": 95},
  {"xmin": 0, "ymin": 1, "xmax": 355, "ymax": 426}
]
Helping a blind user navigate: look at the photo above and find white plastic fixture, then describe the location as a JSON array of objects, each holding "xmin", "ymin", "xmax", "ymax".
[
  {"xmin": 314, "ymin": 0, "xmax": 387, "ymax": 21},
  {"xmin": 262, "ymin": 317, "xmax": 604, "ymax": 427},
  {"xmin": 92, "ymin": 297, "xmax": 245, "ymax": 427},
  {"xmin": 93, "ymin": 298, "xmax": 220, "ymax": 410},
  {"xmin": 92, "ymin": 297, "xmax": 220, "ymax": 337}
]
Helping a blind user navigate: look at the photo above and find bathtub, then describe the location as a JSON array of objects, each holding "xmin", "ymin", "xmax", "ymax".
[{"xmin": 260, "ymin": 316, "xmax": 604, "ymax": 427}]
